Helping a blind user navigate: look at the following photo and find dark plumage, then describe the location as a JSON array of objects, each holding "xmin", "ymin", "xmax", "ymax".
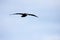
[{"xmin": 10, "ymin": 13, "xmax": 38, "ymax": 18}]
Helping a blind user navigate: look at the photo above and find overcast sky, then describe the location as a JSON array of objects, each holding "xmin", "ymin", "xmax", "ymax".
[{"xmin": 0, "ymin": 0, "xmax": 60, "ymax": 40}]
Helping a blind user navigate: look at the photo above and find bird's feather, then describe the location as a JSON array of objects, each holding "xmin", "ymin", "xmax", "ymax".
[
  {"xmin": 27, "ymin": 14, "xmax": 38, "ymax": 17},
  {"xmin": 10, "ymin": 13, "xmax": 23, "ymax": 15}
]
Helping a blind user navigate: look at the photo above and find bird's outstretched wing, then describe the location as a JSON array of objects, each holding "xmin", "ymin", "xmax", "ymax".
[
  {"xmin": 10, "ymin": 13, "xmax": 23, "ymax": 15},
  {"xmin": 27, "ymin": 14, "xmax": 38, "ymax": 17}
]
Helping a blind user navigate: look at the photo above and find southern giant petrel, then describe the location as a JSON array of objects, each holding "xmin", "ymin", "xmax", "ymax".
[{"xmin": 10, "ymin": 13, "xmax": 38, "ymax": 18}]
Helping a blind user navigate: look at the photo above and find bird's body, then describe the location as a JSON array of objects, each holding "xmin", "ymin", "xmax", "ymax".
[
  {"xmin": 21, "ymin": 13, "xmax": 27, "ymax": 17},
  {"xmin": 10, "ymin": 13, "xmax": 38, "ymax": 18}
]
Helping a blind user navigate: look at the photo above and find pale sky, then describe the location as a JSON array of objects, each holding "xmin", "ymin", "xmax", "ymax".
[{"xmin": 0, "ymin": 0, "xmax": 60, "ymax": 40}]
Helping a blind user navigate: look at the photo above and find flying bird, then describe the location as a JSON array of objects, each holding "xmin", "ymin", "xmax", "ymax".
[{"xmin": 10, "ymin": 13, "xmax": 38, "ymax": 18}]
